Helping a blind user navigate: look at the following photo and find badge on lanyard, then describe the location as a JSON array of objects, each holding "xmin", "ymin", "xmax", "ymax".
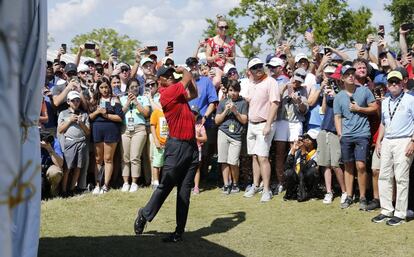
[
  {"xmin": 229, "ymin": 122, "xmax": 235, "ymax": 133},
  {"xmin": 127, "ymin": 117, "xmax": 135, "ymax": 131}
]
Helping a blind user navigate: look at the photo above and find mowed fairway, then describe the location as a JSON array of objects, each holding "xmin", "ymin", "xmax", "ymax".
[{"xmin": 40, "ymin": 187, "xmax": 414, "ymax": 257}]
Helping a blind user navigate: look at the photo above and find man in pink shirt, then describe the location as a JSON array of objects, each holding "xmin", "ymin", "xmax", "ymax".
[{"xmin": 244, "ymin": 57, "xmax": 280, "ymax": 202}]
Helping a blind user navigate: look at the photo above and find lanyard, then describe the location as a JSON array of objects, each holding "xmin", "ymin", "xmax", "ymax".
[{"xmin": 388, "ymin": 92, "xmax": 404, "ymax": 122}]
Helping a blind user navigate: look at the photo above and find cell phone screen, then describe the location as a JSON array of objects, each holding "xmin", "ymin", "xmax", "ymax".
[
  {"xmin": 167, "ymin": 41, "xmax": 173, "ymax": 48},
  {"xmin": 85, "ymin": 43, "xmax": 95, "ymax": 49},
  {"xmin": 61, "ymin": 44, "xmax": 67, "ymax": 52}
]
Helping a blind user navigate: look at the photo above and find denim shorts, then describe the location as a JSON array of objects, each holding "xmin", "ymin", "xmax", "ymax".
[{"xmin": 340, "ymin": 136, "xmax": 370, "ymax": 163}]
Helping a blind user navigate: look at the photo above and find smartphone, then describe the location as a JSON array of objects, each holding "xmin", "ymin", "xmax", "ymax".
[
  {"xmin": 147, "ymin": 46, "xmax": 158, "ymax": 52},
  {"xmin": 378, "ymin": 25, "xmax": 385, "ymax": 37},
  {"xmin": 350, "ymin": 96, "xmax": 355, "ymax": 103},
  {"xmin": 324, "ymin": 48, "xmax": 331, "ymax": 55},
  {"xmin": 61, "ymin": 43, "xmax": 67, "ymax": 52},
  {"xmin": 219, "ymin": 47, "xmax": 224, "ymax": 53},
  {"xmin": 111, "ymin": 48, "xmax": 118, "ymax": 57},
  {"xmin": 53, "ymin": 58, "xmax": 60, "ymax": 63},
  {"xmin": 401, "ymin": 23, "xmax": 414, "ymax": 31},
  {"xmin": 167, "ymin": 41, "xmax": 174, "ymax": 48},
  {"xmin": 85, "ymin": 43, "xmax": 95, "ymax": 50}
]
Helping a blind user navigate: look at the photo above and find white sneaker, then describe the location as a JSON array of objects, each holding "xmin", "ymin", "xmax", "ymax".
[
  {"xmin": 244, "ymin": 185, "xmax": 258, "ymax": 198},
  {"xmin": 323, "ymin": 192, "xmax": 333, "ymax": 204},
  {"xmin": 340, "ymin": 192, "xmax": 348, "ymax": 204},
  {"xmin": 121, "ymin": 183, "xmax": 130, "ymax": 192},
  {"xmin": 129, "ymin": 183, "xmax": 139, "ymax": 192},
  {"xmin": 92, "ymin": 186, "xmax": 100, "ymax": 195},
  {"xmin": 260, "ymin": 190, "xmax": 273, "ymax": 202},
  {"xmin": 277, "ymin": 184, "xmax": 284, "ymax": 194},
  {"xmin": 100, "ymin": 185, "xmax": 109, "ymax": 194}
]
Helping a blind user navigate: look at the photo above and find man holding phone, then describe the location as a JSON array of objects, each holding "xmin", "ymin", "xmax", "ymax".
[{"xmin": 333, "ymin": 65, "xmax": 378, "ymax": 210}]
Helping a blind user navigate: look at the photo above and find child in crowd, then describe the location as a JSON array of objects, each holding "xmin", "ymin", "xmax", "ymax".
[
  {"xmin": 215, "ymin": 80, "xmax": 248, "ymax": 194},
  {"xmin": 57, "ymin": 91, "xmax": 90, "ymax": 196},
  {"xmin": 192, "ymin": 105, "xmax": 207, "ymax": 194},
  {"xmin": 150, "ymin": 107, "xmax": 169, "ymax": 190}
]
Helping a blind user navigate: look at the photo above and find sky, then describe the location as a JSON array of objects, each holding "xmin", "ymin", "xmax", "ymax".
[{"xmin": 48, "ymin": 0, "xmax": 393, "ymax": 68}]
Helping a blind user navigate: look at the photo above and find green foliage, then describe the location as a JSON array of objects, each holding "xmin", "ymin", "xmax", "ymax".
[
  {"xmin": 70, "ymin": 28, "xmax": 140, "ymax": 64},
  {"xmin": 204, "ymin": 0, "xmax": 375, "ymax": 59},
  {"xmin": 385, "ymin": 0, "xmax": 414, "ymax": 46}
]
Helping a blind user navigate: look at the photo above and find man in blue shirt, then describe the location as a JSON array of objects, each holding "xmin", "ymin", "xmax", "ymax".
[
  {"xmin": 186, "ymin": 57, "xmax": 219, "ymax": 186},
  {"xmin": 372, "ymin": 71, "xmax": 414, "ymax": 226},
  {"xmin": 334, "ymin": 64, "xmax": 378, "ymax": 210}
]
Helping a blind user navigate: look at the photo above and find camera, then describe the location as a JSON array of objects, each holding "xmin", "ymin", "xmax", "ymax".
[
  {"xmin": 40, "ymin": 131, "xmax": 54, "ymax": 144},
  {"xmin": 85, "ymin": 43, "xmax": 95, "ymax": 49}
]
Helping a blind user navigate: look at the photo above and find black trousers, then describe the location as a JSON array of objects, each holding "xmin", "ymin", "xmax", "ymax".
[{"xmin": 142, "ymin": 137, "xmax": 199, "ymax": 234}]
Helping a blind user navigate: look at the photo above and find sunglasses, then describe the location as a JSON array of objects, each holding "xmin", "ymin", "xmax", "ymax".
[
  {"xmin": 79, "ymin": 71, "xmax": 89, "ymax": 74},
  {"xmin": 250, "ymin": 64, "xmax": 264, "ymax": 71},
  {"xmin": 121, "ymin": 67, "xmax": 130, "ymax": 73},
  {"xmin": 218, "ymin": 26, "xmax": 229, "ymax": 30},
  {"xmin": 70, "ymin": 98, "xmax": 80, "ymax": 102},
  {"xmin": 146, "ymin": 82, "xmax": 156, "ymax": 87},
  {"xmin": 228, "ymin": 70, "xmax": 238, "ymax": 76},
  {"xmin": 388, "ymin": 79, "xmax": 401, "ymax": 85}
]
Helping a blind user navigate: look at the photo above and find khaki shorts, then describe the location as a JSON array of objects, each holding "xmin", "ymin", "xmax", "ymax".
[
  {"xmin": 217, "ymin": 130, "xmax": 242, "ymax": 166},
  {"xmin": 316, "ymin": 130, "xmax": 341, "ymax": 167},
  {"xmin": 247, "ymin": 121, "xmax": 276, "ymax": 157},
  {"xmin": 273, "ymin": 120, "xmax": 303, "ymax": 142}
]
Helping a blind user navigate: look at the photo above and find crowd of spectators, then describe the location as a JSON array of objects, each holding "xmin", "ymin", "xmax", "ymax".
[{"xmin": 40, "ymin": 15, "xmax": 414, "ymax": 226}]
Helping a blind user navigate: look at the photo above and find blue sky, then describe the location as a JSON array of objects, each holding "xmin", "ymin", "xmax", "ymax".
[{"xmin": 48, "ymin": 0, "xmax": 393, "ymax": 67}]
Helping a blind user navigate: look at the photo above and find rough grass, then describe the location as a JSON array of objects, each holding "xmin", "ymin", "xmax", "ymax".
[{"xmin": 40, "ymin": 187, "xmax": 414, "ymax": 257}]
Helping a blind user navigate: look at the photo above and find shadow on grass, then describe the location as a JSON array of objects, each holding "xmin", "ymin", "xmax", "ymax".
[{"xmin": 39, "ymin": 211, "xmax": 246, "ymax": 257}]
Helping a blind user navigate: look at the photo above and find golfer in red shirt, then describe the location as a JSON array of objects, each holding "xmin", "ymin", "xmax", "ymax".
[{"xmin": 134, "ymin": 65, "xmax": 199, "ymax": 243}]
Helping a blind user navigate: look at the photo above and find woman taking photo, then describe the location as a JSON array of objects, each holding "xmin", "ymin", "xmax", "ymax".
[
  {"xmin": 205, "ymin": 15, "xmax": 236, "ymax": 71},
  {"xmin": 89, "ymin": 77, "xmax": 123, "ymax": 194},
  {"xmin": 119, "ymin": 78, "xmax": 150, "ymax": 192}
]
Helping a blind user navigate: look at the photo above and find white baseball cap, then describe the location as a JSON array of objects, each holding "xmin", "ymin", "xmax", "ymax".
[
  {"xmin": 247, "ymin": 58, "xmax": 264, "ymax": 69},
  {"xmin": 266, "ymin": 57, "xmax": 285, "ymax": 67},
  {"xmin": 294, "ymin": 53, "xmax": 309, "ymax": 63},
  {"xmin": 77, "ymin": 63, "xmax": 90, "ymax": 73},
  {"xmin": 67, "ymin": 91, "xmax": 81, "ymax": 101}
]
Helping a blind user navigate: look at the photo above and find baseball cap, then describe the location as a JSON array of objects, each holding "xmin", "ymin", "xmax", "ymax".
[
  {"xmin": 323, "ymin": 64, "xmax": 336, "ymax": 74},
  {"xmin": 247, "ymin": 57, "xmax": 264, "ymax": 69},
  {"xmin": 77, "ymin": 63, "xmax": 90, "ymax": 73},
  {"xmin": 162, "ymin": 56, "xmax": 174, "ymax": 65},
  {"xmin": 156, "ymin": 66, "xmax": 175, "ymax": 78},
  {"xmin": 84, "ymin": 60, "xmax": 95, "ymax": 66},
  {"xmin": 185, "ymin": 57, "xmax": 199, "ymax": 67},
  {"xmin": 223, "ymin": 63, "xmax": 236, "ymax": 74},
  {"xmin": 293, "ymin": 68, "xmax": 307, "ymax": 83},
  {"xmin": 64, "ymin": 63, "xmax": 77, "ymax": 74},
  {"xmin": 387, "ymin": 71, "xmax": 403, "ymax": 81},
  {"xmin": 266, "ymin": 53, "xmax": 276, "ymax": 64},
  {"xmin": 303, "ymin": 129, "xmax": 319, "ymax": 140},
  {"xmin": 266, "ymin": 57, "xmax": 285, "ymax": 68},
  {"xmin": 294, "ymin": 53, "xmax": 308, "ymax": 63},
  {"xmin": 140, "ymin": 57, "xmax": 154, "ymax": 66},
  {"xmin": 67, "ymin": 91, "xmax": 81, "ymax": 101},
  {"xmin": 341, "ymin": 64, "xmax": 356, "ymax": 75}
]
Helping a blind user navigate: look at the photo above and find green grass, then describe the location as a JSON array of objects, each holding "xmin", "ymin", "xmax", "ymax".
[{"xmin": 40, "ymin": 187, "xmax": 414, "ymax": 257}]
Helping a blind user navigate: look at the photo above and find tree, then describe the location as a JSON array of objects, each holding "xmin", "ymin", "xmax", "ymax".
[
  {"xmin": 385, "ymin": 0, "xmax": 414, "ymax": 45},
  {"xmin": 204, "ymin": 0, "xmax": 375, "ymax": 59},
  {"xmin": 70, "ymin": 28, "xmax": 140, "ymax": 64}
]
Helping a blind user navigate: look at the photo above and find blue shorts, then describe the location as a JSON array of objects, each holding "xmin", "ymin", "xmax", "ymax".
[
  {"xmin": 340, "ymin": 136, "xmax": 370, "ymax": 163},
  {"xmin": 92, "ymin": 121, "xmax": 121, "ymax": 143}
]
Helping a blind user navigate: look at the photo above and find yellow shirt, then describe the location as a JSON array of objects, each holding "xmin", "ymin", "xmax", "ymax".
[{"xmin": 150, "ymin": 109, "xmax": 168, "ymax": 145}]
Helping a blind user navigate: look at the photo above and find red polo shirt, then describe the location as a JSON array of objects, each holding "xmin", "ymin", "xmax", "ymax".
[{"xmin": 160, "ymin": 82, "xmax": 195, "ymax": 140}]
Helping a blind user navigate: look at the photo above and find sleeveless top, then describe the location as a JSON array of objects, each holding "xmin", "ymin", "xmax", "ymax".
[{"xmin": 207, "ymin": 36, "xmax": 236, "ymax": 70}]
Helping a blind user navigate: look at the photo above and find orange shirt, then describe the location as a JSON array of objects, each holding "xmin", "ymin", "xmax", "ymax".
[{"xmin": 150, "ymin": 109, "xmax": 168, "ymax": 145}]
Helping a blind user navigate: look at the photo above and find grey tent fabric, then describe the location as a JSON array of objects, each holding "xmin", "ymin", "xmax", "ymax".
[{"xmin": 0, "ymin": 1, "xmax": 47, "ymax": 257}]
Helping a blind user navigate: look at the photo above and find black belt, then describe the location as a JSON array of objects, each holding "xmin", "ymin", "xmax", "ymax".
[
  {"xmin": 250, "ymin": 120, "xmax": 266, "ymax": 124},
  {"xmin": 168, "ymin": 137, "xmax": 196, "ymax": 143}
]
